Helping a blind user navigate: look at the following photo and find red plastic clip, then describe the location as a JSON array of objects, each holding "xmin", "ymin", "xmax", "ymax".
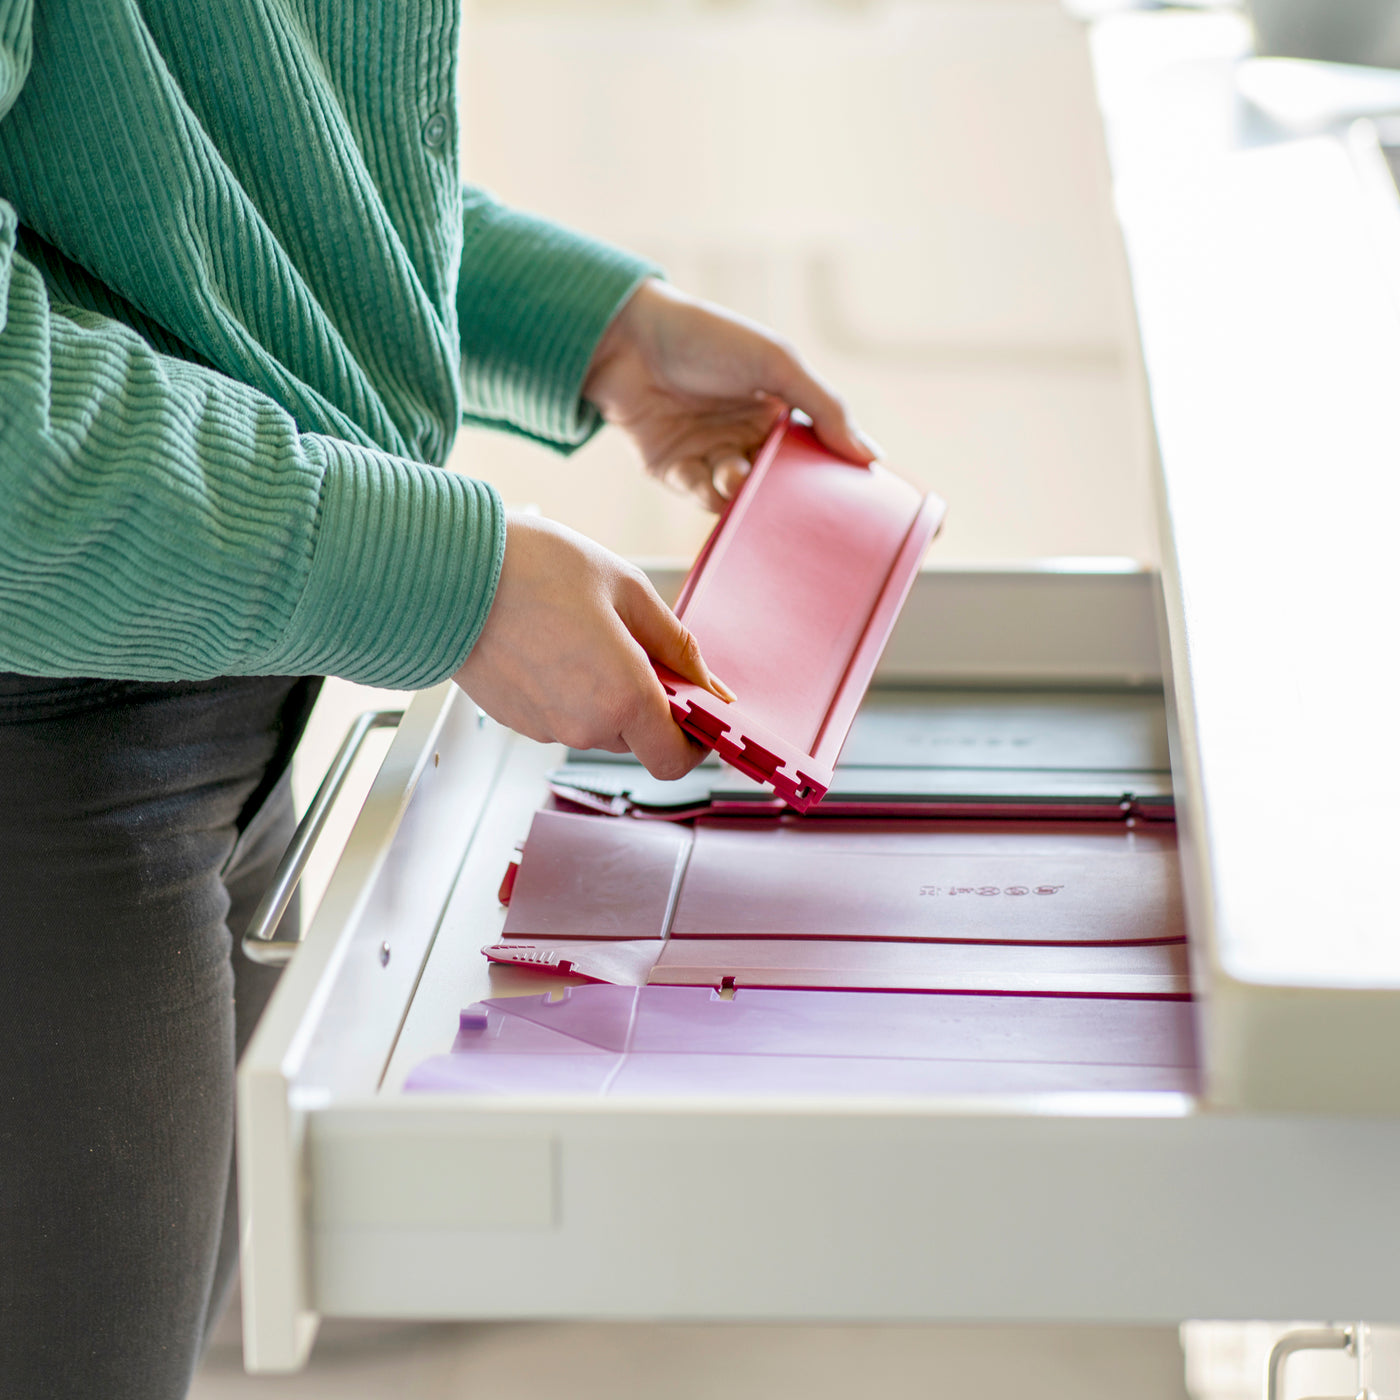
[{"xmin": 497, "ymin": 857, "xmax": 521, "ymax": 907}]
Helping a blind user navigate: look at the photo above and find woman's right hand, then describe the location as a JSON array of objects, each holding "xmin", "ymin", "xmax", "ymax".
[{"xmin": 453, "ymin": 513, "xmax": 728, "ymax": 779}]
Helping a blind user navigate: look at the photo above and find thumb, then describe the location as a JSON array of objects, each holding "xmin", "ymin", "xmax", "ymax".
[
  {"xmin": 618, "ymin": 581, "xmax": 736, "ymax": 705},
  {"xmin": 757, "ymin": 350, "xmax": 881, "ymax": 465}
]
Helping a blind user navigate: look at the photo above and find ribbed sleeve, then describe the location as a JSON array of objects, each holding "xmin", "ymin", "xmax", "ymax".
[
  {"xmin": 458, "ymin": 187, "xmax": 660, "ymax": 452},
  {"xmin": 0, "ymin": 231, "xmax": 503, "ymax": 689},
  {"xmin": 0, "ymin": 1, "xmax": 651, "ymax": 689},
  {"xmin": 253, "ymin": 434, "xmax": 504, "ymax": 688}
]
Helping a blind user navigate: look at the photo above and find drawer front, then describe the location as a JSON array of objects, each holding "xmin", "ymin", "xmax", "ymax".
[{"xmin": 305, "ymin": 1103, "xmax": 1400, "ymax": 1325}]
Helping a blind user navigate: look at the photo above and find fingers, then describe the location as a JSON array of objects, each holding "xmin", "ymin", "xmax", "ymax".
[
  {"xmin": 662, "ymin": 457, "xmax": 729, "ymax": 514},
  {"xmin": 711, "ymin": 453, "xmax": 750, "ymax": 502},
  {"xmin": 451, "ymin": 513, "xmax": 728, "ymax": 782},
  {"xmin": 662, "ymin": 451, "xmax": 753, "ymax": 512},
  {"xmin": 599, "ymin": 616, "xmax": 711, "ymax": 780},
  {"xmin": 620, "ymin": 683, "xmax": 709, "ymax": 780},
  {"xmin": 615, "ymin": 571, "xmax": 735, "ymax": 704},
  {"xmin": 612, "ymin": 572, "xmax": 735, "ymax": 780},
  {"xmin": 592, "ymin": 277, "xmax": 883, "ymax": 481},
  {"xmin": 759, "ymin": 347, "xmax": 882, "ymax": 465}
]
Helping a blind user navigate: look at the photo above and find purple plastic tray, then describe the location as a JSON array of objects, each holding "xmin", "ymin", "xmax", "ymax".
[{"xmin": 404, "ymin": 985, "xmax": 1198, "ymax": 1099}]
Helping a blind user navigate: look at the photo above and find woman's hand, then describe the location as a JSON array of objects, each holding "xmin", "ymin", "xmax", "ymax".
[
  {"xmin": 583, "ymin": 279, "xmax": 880, "ymax": 512},
  {"xmin": 457, "ymin": 282, "xmax": 870, "ymax": 776},
  {"xmin": 453, "ymin": 512, "xmax": 731, "ymax": 779}
]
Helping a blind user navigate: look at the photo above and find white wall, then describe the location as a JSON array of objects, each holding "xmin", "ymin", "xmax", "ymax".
[{"xmin": 448, "ymin": 0, "xmax": 1155, "ymax": 566}]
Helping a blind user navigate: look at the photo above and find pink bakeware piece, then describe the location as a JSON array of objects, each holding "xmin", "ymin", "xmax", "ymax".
[
  {"xmin": 654, "ymin": 414, "xmax": 946, "ymax": 813},
  {"xmin": 498, "ymin": 811, "xmax": 1184, "ymax": 946},
  {"xmin": 484, "ymin": 809, "xmax": 1189, "ymax": 998},
  {"xmin": 483, "ymin": 936, "xmax": 1190, "ymax": 999}
]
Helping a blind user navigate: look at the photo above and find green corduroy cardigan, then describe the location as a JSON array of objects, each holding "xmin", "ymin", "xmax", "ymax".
[{"xmin": 0, "ymin": 0, "xmax": 655, "ymax": 688}]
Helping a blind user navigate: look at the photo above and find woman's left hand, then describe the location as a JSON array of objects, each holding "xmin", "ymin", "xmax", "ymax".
[{"xmin": 583, "ymin": 278, "xmax": 880, "ymax": 512}]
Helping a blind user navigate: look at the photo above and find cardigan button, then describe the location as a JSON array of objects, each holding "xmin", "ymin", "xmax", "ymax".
[{"xmin": 421, "ymin": 112, "xmax": 449, "ymax": 150}]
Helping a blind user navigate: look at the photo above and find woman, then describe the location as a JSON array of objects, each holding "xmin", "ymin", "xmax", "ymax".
[{"xmin": 0, "ymin": 2, "xmax": 873, "ymax": 1396}]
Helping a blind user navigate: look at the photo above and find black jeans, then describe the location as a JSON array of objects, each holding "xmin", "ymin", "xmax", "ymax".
[{"xmin": 0, "ymin": 672, "xmax": 319, "ymax": 1399}]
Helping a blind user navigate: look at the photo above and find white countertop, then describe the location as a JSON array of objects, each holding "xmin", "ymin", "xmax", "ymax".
[{"xmin": 1089, "ymin": 10, "xmax": 1400, "ymax": 1105}]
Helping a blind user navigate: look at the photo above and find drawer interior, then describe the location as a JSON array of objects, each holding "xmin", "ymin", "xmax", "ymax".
[{"xmin": 393, "ymin": 673, "xmax": 1197, "ymax": 1104}]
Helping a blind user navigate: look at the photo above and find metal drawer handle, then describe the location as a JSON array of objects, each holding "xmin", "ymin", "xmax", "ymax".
[
  {"xmin": 1266, "ymin": 1324, "xmax": 1377, "ymax": 1400},
  {"xmin": 241, "ymin": 708, "xmax": 403, "ymax": 967}
]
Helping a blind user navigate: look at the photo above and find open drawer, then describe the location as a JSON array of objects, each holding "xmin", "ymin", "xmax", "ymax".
[{"xmin": 238, "ymin": 565, "xmax": 1400, "ymax": 1372}]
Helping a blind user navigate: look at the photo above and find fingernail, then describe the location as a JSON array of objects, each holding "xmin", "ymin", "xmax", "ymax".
[
  {"xmin": 708, "ymin": 675, "xmax": 738, "ymax": 704},
  {"xmin": 856, "ymin": 429, "xmax": 885, "ymax": 461}
]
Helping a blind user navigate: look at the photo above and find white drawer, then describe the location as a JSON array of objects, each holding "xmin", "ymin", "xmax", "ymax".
[{"xmin": 238, "ymin": 567, "xmax": 1400, "ymax": 1372}]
